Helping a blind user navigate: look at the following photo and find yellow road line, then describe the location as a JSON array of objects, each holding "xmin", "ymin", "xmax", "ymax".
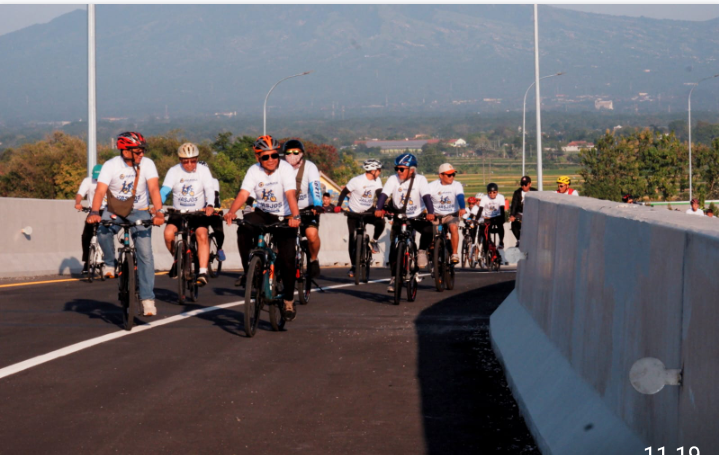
[{"xmin": 0, "ymin": 271, "xmax": 170, "ymax": 289}]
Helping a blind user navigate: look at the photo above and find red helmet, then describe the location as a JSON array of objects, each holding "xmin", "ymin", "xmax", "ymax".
[
  {"xmin": 467, "ymin": 197, "xmax": 477, "ymax": 204},
  {"xmin": 117, "ymin": 132, "xmax": 147, "ymax": 150},
  {"xmin": 253, "ymin": 135, "xmax": 280, "ymax": 153}
]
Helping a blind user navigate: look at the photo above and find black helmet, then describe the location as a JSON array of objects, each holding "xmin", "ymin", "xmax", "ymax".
[
  {"xmin": 487, "ymin": 182, "xmax": 498, "ymax": 192},
  {"xmin": 282, "ymin": 139, "xmax": 305, "ymax": 155}
]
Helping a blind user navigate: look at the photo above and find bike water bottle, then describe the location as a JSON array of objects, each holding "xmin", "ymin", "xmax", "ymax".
[{"xmin": 218, "ymin": 249, "xmax": 226, "ymax": 262}]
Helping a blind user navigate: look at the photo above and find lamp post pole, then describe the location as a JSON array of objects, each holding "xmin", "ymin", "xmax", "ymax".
[
  {"xmin": 522, "ymin": 72, "xmax": 564, "ymax": 176},
  {"xmin": 532, "ymin": 4, "xmax": 545, "ymax": 191},
  {"xmin": 263, "ymin": 71, "xmax": 313, "ymax": 136},
  {"xmin": 687, "ymin": 74, "xmax": 719, "ymax": 201},
  {"xmin": 87, "ymin": 4, "xmax": 97, "ymax": 177}
]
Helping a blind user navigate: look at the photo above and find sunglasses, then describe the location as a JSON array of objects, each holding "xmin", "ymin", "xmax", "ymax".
[
  {"xmin": 395, "ymin": 167, "xmax": 409, "ymax": 173},
  {"xmin": 489, "ymin": 190, "xmax": 498, "ymax": 194},
  {"xmin": 442, "ymin": 173, "xmax": 456, "ymax": 178},
  {"xmin": 260, "ymin": 153, "xmax": 280, "ymax": 161},
  {"xmin": 284, "ymin": 149, "xmax": 302, "ymax": 155},
  {"xmin": 180, "ymin": 158, "xmax": 198, "ymax": 163},
  {"xmin": 127, "ymin": 148, "xmax": 145, "ymax": 156}
]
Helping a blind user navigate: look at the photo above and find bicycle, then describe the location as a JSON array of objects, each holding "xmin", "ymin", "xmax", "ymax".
[
  {"xmin": 234, "ymin": 218, "xmax": 295, "ymax": 337},
  {"xmin": 208, "ymin": 210, "xmax": 224, "ymax": 278},
  {"xmin": 168, "ymin": 208, "xmax": 207, "ymax": 305},
  {"xmin": 296, "ymin": 208, "xmax": 316, "ymax": 305},
  {"xmin": 482, "ymin": 220, "xmax": 503, "ymax": 272},
  {"xmin": 81, "ymin": 207, "xmax": 105, "ymax": 283},
  {"xmin": 344, "ymin": 211, "xmax": 376, "ymax": 285},
  {"xmin": 429, "ymin": 216, "xmax": 456, "ymax": 292},
  {"xmin": 101, "ymin": 217, "xmax": 156, "ymax": 331},
  {"xmin": 462, "ymin": 219, "xmax": 486, "ymax": 270},
  {"xmin": 386, "ymin": 212, "xmax": 423, "ymax": 306}
]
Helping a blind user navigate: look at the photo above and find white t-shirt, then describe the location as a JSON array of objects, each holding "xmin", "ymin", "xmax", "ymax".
[
  {"xmin": 686, "ymin": 208, "xmax": 705, "ymax": 216},
  {"xmin": 479, "ymin": 194, "xmax": 506, "ymax": 219},
  {"xmin": 381, "ymin": 173, "xmax": 430, "ymax": 219},
  {"xmin": 462, "ymin": 205, "xmax": 484, "ymax": 223},
  {"xmin": 77, "ymin": 177, "xmax": 107, "ymax": 209},
  {"xmin": 346, "ymin": 174, "xmax": 383, "ymax": 213},
  {"xmin": 97, "ymin": 156, "xmax": 159, "ymax": 210},
  {"xmin": 240, "ymin": 160, "xmax": 296, "ymax": 216},
  {"xmin": 557, "ymin": 188, "xmax": 579, "ymax": 196},
  {"xmin": 162, "ymin": 163, "xmax": 216, "ymax": 210},
  {"xmin": 294, "ymin": 160, "xmax": 322, "ymax": 210},
  {"xmin": 428, "ymin": 179, "xmax": 464, "ymax": 216}
]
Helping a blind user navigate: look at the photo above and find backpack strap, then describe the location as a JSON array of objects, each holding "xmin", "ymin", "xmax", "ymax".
[
  {"xmin": 294, "ymin": 160, "xmax": 306, "ymax": 202},
  {"xmin": 400, "ymin": 174, "xmax": 415, "ymax": 213}
]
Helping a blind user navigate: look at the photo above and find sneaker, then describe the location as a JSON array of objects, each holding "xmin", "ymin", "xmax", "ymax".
[
  {"xmin": 309, "ymin": 260, "xmax": 321, "ymax": 278},
  {"xmin": 235, "ymin": 274, "xmax": 246, "ymax": 288},
  {"xmin": 103, "ymin": 265, "xmax": 115, "ymax": 279},
  {"xmin": 168, "ymin": 261, "xmax": 177, "ymax": 279},
  {"xmin": 418, "ymin": 250, "xmax": 429, "ymax": 269},
  {"xmin": 141, "ymin": 299, "xmax": 157, "ymax": 317},
  {"xmin": 451, "ymin": 253, "xmax": 460, "ymax": 264},
  {"xmin": 217, "ymin": 249, "xmax": 226, "ymax": 262},
  {"xmin": 82, "ymin": 262, "xmax": 89, "ymax": 275},
  {"xmin": 284, "ymin": 300, "xmax": 296, "ymax": 321},
  {"xmin": 348, "ymin": 267, "xmax": 355, "ymax": 278},
  {"xmin": 369, "ymin": 239, "xmax": 380, "ymax": 254},
  {"xmin": 196, "ymin": 273, "xmax": 208, "ymax": 287},
  {"xmin": 387, "ymin": 277, "xmax": 395, "ymax": 293}
]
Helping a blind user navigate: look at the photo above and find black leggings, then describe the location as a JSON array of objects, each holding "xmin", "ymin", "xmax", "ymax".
[
  {"xmin": 208, "ymin": 214, "xmax": 225, "ymax": 249},
  {"xmin": 389, "ymin": 218, "xmax": 432, "ymax": 277},
  {"xmin": 486, "ymin": 217, "xmax": 505, "ymax": 245},
  {"xmin": 81, "ymin": 209, "xmax": 104, "ymax": 262},
  {"xmin": 346, "ymin": 212, "xmax": 385, "ymax": 267},
  {"xmin": 510, "ymin": 220, "xmax": 521, "ymax": 243},
  {"xmin": 236, "ymin": 210, "xmax": 297, "ymax": 301}
]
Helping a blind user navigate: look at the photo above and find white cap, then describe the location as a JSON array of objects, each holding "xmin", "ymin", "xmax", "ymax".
[{"xmin": 438, "ymin": 163, "xmax": 455, "ymax": 174}]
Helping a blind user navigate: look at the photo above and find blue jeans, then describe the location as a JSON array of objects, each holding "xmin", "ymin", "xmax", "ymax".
[{"xmin": 98, "ymin": 209, "xmax": 155, "ymax": 300}]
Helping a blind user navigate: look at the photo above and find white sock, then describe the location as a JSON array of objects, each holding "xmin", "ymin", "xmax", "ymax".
[{"xmin": 200, "ymin": 267, "xmax": 208, "ymax": 274}]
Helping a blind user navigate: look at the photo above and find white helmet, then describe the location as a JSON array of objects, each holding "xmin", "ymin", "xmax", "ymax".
[
  {"xmin": 475, "ymin": 192, "xmax": 485, "ymax": 200},
  {"xmin": 177, "ymin": 142, "xmax": 199, "ymax": 158},
  {"xmin": 363, "ymin": 159, "xmax": 382, "ymax": 172}
]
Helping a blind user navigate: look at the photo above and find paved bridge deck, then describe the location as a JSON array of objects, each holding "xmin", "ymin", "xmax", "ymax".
[{"xmin": 0, "ymin": 267, "xmax": 538, "ymax": 454}]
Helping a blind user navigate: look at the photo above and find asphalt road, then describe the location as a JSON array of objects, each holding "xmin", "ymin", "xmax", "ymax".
[{"xmin": 0, "ymin": 266, "xmax": 539, "ymax": 455}]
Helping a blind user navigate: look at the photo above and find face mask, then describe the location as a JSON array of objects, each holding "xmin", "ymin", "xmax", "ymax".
[{"xmin": 285, "ymin": 153, "xmax": 302, "ymax": 167}]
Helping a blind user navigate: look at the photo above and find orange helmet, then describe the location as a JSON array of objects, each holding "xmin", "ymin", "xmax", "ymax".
[{"xmin": 253, "ymin": 135, "xmax": 280, "ymax": 153}]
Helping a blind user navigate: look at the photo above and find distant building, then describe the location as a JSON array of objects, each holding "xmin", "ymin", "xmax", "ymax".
[
  {"xmin": 448, "ymin": 138, "xmax": 467, "ymax": 147},
  {"xmin": 354, "ymin": 139, "xmax": 440, "ymax": 154},
  {"xmin": 562, "ymin": 141, "xmax": 595, "ymax": 153},
  {"xmin": 595, "ymin": 99, "xmax": 614, "ymax": 110}
]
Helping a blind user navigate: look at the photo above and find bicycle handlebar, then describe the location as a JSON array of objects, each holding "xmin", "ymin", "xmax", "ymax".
[
  {"xmin": 101, "ymin": 218, "xmax": 156, "ymax": 228},
  {"xmin": 232, "ymin": 218, "xmax": 293, "ymax": 231}
]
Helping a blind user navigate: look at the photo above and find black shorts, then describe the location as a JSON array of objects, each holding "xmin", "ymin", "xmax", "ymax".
[
  {"xmin": 167, "ymin": 213, "xmax": 212, "ymax": 231},
  {"xmin": 300, "ymin": 211, "xmax": 320, "ymax": 236}
]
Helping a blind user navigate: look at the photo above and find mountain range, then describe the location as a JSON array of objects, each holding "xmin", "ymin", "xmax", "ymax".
[{"xmin": 1, "ymin": 4, "xmax": 718, "ymax": 122}]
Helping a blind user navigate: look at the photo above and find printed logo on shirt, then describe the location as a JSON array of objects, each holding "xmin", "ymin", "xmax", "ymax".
[
  {"xmin": 181, "ymin": 184, "xmax": 195, "ymax": 197},
  {"xmin": 120, "ymin": 180, "xmax": 134, "ymax": 195},
  {"xmin": 119, "ymin": 174, "xmax": 125, "ymax": 180},
  {"xmin": 362, "ymin": 189, "xmax": 373, "ymax": 198},
  {"xmin": 260, "ymin": 188, "xmax": 277, "ymax": 202},
  {"xmin": 259, "ymin": 182, "xmax": 264, "ymax": 187},
  {"xmin": 439, "ymin": 194, "xmax": 452, "ymax": 205},
  {"xmin": 400, "ymin": 194, "xmax": 414, "ymax": 206}
]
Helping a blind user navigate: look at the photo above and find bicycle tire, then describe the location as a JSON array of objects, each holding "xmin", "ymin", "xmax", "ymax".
[
  {"xmin": 269, "ymin": 264, "xmax": 287, "ymax": 332},
  {"xmin": 187, "ymin": 244, "xmax": 199, "ymax": 303},
  {"xmin": 208, "ymin": 234, "xmax": 222, "ymax": 278},
  {"xmin": 461, "ymin": 238, "xmax": 470, "ymax": 269},
  {"xmin": 393, "ymin": 242, "xmax": 405, "ymax": 305},
  {"xmin": 406, "ymin": 242, "xmax": 418, "ymax": 302},
  {"xmin": 244, "ymin": 255, "xmax": 264, "ymax": 337},
  {"xmin": 297, "ymin": 244, "xmax": 311, "ymax": 305},
  {"xmin": 354, "ymin": 231, "xmax": 363, "ymax": 286},
  {"xmin": 175, "ymin": 240, "xmax": 185, "ymax": 304},
  {"xmin": 87, "ymin": 247, "xmax": 95, "ymax": 284},
  {"xmin": 124, "ymin": 253, "xmax": 137, "ymax": 331},
  {"xmin": 362, "ymin": 235, "xmax": 371, "ymax": 283},
  {"xmin": 433, "ymin": 237, "xmax": 444, "ymax": 292},
  {"xmin": 444, "ymin": 239, "xmax": 455, "ymax": 290},
  {"xmin": 469, "ymin": 244, "xmax": 478, "ymax": 269}
]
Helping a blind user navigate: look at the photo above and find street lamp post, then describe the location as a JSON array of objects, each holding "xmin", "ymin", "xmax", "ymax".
[
  {"xmin": 87, "ymin": 4, "xmax": 97, "ymax": 177},
  {"xmin": 263, "ymin": 71, "xmax": 313, "ymax": 135},
  {"xmin": 687, "ymin": 73, "xmax": 719, "ymax": 202},
  {"xmin": 522, "ymin": 72, "xmax": 564, "ymax": 176}
]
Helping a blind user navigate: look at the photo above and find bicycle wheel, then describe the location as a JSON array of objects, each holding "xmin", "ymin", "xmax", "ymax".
[
  {"xmin": 354, "ymin": 231, "xmax": 363, "ymax": 286},
  {"xmin": 124, "ymin": 253, "xmax": 138, "ymax": 331},
  {"xmin": 244, "ymin": 255, "xmax": 264, "ymax": 337},
  {"xmin": 393, "ymin": 242, "xmax": 405, "ymax": 305},
  {"xmin": 406, "ymin": 243, "xmax": 418, "ymax": 302},
  {"xmin": 208, "ymin": 234, "xmax": 222, "ymax": 278},
  {"xmin": 444, "ymin": 240, "xmax": 455, "ymax": 290},
  {"xmin": 469, "ymin": 244, "xmax": 479, "ymax": 269},
  {"xmin": 297, "ymin": 245, "xmax": 311, "ymax": 305},
  {"xmin": 433, "ymin": 237, "xmax": 444, "ymax": 292},
  {"xmin": 362, "ymin": 235, "xmax": 371, "ymax": 283},
  {"xmin": 175, "ymin": 240, "xmax": 186, "ymax": 304},
  {"xmin": 186, "ymin": 245, "xmax": 199, "ymax": 303},
  {"xmin": 461, "ymin": 238, "xmax": 470, "ymax": 269},
  {"xmin": 269, "ymin": 264, "xmax": 287, "ymax": 332},
  {"xmin": 87, "ymin": 245, "xmax": 97, "ymax": 283}
]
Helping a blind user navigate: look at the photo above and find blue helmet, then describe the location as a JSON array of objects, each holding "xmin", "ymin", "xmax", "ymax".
[{"xmin": 394, "ymin": 153, "xmax": 418, "ymax": 168}]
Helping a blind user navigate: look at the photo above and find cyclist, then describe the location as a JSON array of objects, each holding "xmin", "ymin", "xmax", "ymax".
[
  {"xmin": 160, "ymin": 143, "xmax": 217, "ymax": 286},
  {"xmin": 556, "ymin": 176, "xmax": 579, "ymax": 196},
  {"xmin": 282, "ymin": 139, "xmax": 323, "ymax": 278},
  {"xmin": 321, "ymin": 192, "xmax": 336, "ymax": 213},
  {"xmin": 477, "ymin": 183, "xmax": 506, "ymax": 249},
  {"xmin": 86, "ymin": 132, "xmax": 165, "ymax": 317},
  {"xmin": 427, "ymin": 163, "xmax": 466, "ymax": 264},
  {"xmin": 509, "ymin": 176, "xmax": 536, "ymax": 248},
  {"xmin": 686, "ymin": 198, "xmax": 705, "ymax": 216},
  {"xmin": 75, "ymin": 164, "xmax": 105, "ymax": 274},
  {"xmin": 374, "ymin": 153, "xmax": 435, "ymax": 293},
  {"xmin": 335, "ymin": 159, "xmax": 386, "ymax": 277},
  {"xmin": 224, "ymin": 135, "xmax": 301, "ymax": 319}
]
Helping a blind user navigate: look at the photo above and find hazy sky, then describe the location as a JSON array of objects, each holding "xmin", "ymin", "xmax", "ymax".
[{"xmin": 1, "ymin": 4, "xmax": 718, "ymax": 37}]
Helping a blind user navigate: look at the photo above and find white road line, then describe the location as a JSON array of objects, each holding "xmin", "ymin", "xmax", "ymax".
[{"xmin": 0, "ymin": 275, "xmax": 411, "ymax": 380}]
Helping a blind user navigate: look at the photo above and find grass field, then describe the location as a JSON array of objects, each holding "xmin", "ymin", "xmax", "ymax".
[{"xmin": 451, "ymin": 162, "xmax": 582, "ymax": 196}]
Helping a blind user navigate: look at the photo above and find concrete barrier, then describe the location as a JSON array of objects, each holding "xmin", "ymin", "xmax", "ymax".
[
  {"xmin": 0, "ymin": 198, "xmax": 516, "ymax": 278},
  {"xmin": 490, "ymin": 192, "xmax": 719, "ymax": 454}
]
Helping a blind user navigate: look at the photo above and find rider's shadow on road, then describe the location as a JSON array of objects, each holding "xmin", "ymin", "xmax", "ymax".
[
  {"xmin": 193, "ymin": 307, "xmax": 276, "ymax": 338},
  {"xmin": 63, "ymin": 298, "xmax": 124, "ymax": 328}
]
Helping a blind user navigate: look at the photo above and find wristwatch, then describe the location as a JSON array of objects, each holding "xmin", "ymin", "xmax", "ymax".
[
  {"xmin": 156, "ymin": 209, "xmax": 165, "ymax": 215},
  {"xmin": 292, "ymin": 214, "xmax": 301, "ymax": 220}
]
